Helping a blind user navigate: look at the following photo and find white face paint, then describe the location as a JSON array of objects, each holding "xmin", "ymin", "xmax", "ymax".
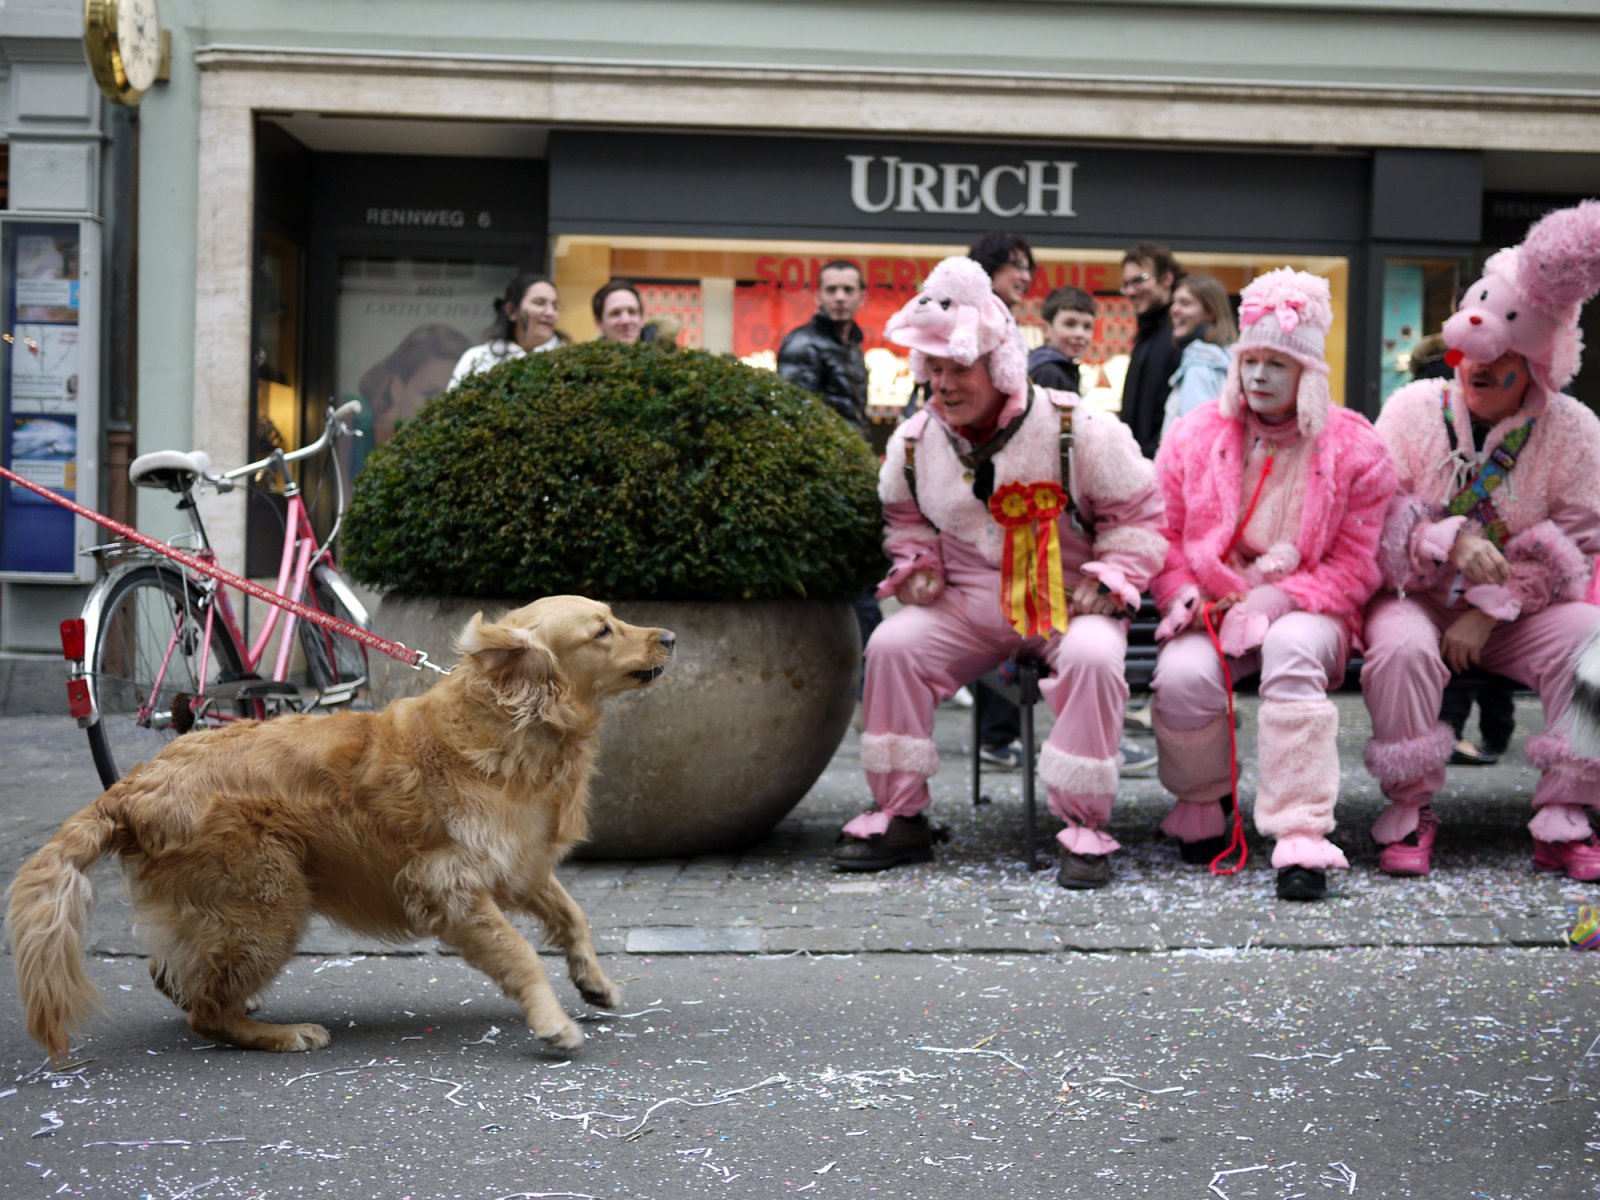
[{"xmin": 1239, "ymin": 350, "xmax": 1303, "ymax": 419}]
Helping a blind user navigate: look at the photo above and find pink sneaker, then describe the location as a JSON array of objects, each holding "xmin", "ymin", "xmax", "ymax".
[
  {"xmin": 1532, "ymin": 835, "xmax": 1600, "ymax": 882},
  {"xmin": 1377, "ymin": 806, "xmax": 1438, "ymax": 877}
]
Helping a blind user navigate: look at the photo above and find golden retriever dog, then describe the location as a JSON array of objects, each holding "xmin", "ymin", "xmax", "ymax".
[{"xmin": 7, "ymin": 596, "xmax": 674, "ymax": 1062}]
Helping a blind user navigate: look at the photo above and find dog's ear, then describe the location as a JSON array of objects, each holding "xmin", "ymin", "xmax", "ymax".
[{"xmin": 456, "ymin": 611, "xmax": 560, "ymax": 683}]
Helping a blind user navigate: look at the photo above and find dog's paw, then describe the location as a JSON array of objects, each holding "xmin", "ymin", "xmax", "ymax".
[
  {"xmin": 577, "ymin": 974, "xmax": 621, "ymax": 1010},
  {"xmin": 535, "ymin": 1018, "xmax": 584, "ymax": 1053},
  {"xmin": 280, "ymin": 1022, "xmax": 331, "ymax": 1052}
]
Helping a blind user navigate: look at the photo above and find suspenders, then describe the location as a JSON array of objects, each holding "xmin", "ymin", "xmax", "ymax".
[{"xmin": 901, "ymin": 397, "xmax": 1082, "ymax": 532}]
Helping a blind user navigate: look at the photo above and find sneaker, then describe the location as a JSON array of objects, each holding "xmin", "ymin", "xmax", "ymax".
[
  {"xmin": 1377, "ymin": 805, "xmax": 1439, "ymax": 877},
  {"xmin": 1123, "ymin": 698, "xmax": 1154, "ymax": 732},
  {"xmin": 1179, "ymin": 793, "xmax": 1236, "ymax": 866},
  {"xmin": 1118, "ymin": 738, "xmax": 1158, "ymax": 777},
  {"xmin": 979, "ymin": 742, "xmax": 1025, "ymax": 770},
  {"xmin": 1532, "ymin": 835, "xmax": 1600, "ymax": 882},
  {"xmin": 946, "ymin": 685, "xmax": 975, "ymax": 709},
  {"xmin": 1276, "ymin": 866, "xmax": 1327, "ymax": 901},
  {"xmin": 1056, "ymin": 849, "xmax": 1111, "ymax": 890},
  {"xmin": 831, "ymin": 813, "xmax": 949, "ymax": 872}
]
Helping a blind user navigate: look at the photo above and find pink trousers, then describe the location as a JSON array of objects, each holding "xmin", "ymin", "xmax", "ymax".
[
  {"xmin": 1151, "ymin": 612, "xmax": 1352, "ymax": 870},
  {"xmin": 1362, "ymin": 592, "xmax": 1600, "ymax": 843},
  {"xmin": 858, "ymin": 563, "xmax": 1128, "ymax": 856}
]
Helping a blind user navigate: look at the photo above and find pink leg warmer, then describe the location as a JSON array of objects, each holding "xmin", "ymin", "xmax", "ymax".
[
  {"xmin": 1526, "ymin": 732, "xmax": 1600, "ymax": 821},
  {"xmin": 1364, "ymin": 723, "xmax": 1454, "ymax": 843},
  {"xmin": 1256, "ymin": 698, "xmax": 1349, "ymax": 870},
  {"xmin": 1154, "ymin": 712, "xmax": 1233, "ymax": 841},
  {"xmin": 1040, "ymin": 744, "xmax": 1120, "ymax": 855}
]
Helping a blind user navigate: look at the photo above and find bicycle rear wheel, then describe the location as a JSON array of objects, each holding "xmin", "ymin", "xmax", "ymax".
[
  {"xmin": 297, "ymin": 564, "xmax": 368, "ymax": 701},
  {"xmin": 86, "ymin": 565, "xmax": 249, "ymax": 788}
]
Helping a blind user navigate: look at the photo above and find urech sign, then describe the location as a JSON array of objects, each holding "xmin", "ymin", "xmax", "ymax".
[{"xmin": 846, "ymin": 155, "xmax": 1078, "ymax": 219}]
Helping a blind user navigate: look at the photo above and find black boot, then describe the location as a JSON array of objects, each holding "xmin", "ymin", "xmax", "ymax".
[
  {"xmin": 1275, "ymin": 866, "xmax": 1326, "ymax": 901},
  {"xmin": 831, "ymin": 813, "xmax": 948, "ymax": 872},
  {"xmin": 1056, "ymin": 848, "xmax": 1112, "ymax": 890}
]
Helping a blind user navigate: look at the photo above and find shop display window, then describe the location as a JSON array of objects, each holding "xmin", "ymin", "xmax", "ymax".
[
  {"xmin": 333, "ymin": 256, "xmax": 513, "ymax": 480},
  {"xmin": 554, "ymin": 236, "xmax": 1351, "ymax": 425},
  {"xmin": 1379, "ymin": 257, "xmax": 1465, "ymax": 403}
]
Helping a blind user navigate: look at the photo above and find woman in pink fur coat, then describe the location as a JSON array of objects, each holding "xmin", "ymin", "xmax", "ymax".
[
  {"xmin": 1151, "ymin": 268, "xmax": 1396, "ymax": 902},
  {"xmin": 832, "ymin": 256, "xmax": 1167, "ymax": 889},
  {"xmin": 1363, "ymin": 200, "xmax": 1600, "ymax": 881}
]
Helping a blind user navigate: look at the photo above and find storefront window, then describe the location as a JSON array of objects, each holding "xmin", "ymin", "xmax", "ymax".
[
  {"xmin": 253, "ymin": 232, "xmax": 302, "ymax": 463},
  {"xmin": 553, "ymin": 236, "xmax": 1350, "ymax": 422},
  {"xmin": 334, "ymin": 256, "xmax": 512, "ymax": 483},
  {"xmin": 1379, "ymin": 257, "xmax": 1464, "ymax": 402}
]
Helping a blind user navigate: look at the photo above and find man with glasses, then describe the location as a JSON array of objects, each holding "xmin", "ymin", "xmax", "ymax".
[{"xmin": 1119, "ymin": 241, "xmax": 1184, "ymax": 459}]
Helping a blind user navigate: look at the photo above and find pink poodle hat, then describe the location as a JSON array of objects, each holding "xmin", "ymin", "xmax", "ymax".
[
  {"xmin": 1443, "ymin": 199, "xmax": 1600, "ymax": 395},
  {"xmin": 884, "ymin": 256, "xmax": 1027, "ymax": 396},
  {"xmin": 1218, "ymin": 267, "xmax": 1335, "ymax": 440}
]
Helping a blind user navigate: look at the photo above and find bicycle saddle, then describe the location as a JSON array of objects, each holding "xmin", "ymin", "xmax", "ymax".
[{"xmin": 130, "ymin": 450, "xmax": 213, "ymax": 492}]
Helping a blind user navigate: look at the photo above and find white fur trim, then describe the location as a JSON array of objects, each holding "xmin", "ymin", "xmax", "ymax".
[
  {"xmin": 1038, "ymin": 742, "xmax": 1118, "ymax": 797},
  {"xmin": 860, "ymin": 732, "xmax": 940, "ymax": 777}
]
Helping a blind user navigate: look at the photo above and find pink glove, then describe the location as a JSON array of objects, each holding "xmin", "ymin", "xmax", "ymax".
[
  {"xmin": 1217, "ymin": 585, "xmax": 1294, "ymax": 657},
  {"xmin": 1155, "ymin": 584, "xmax": 1201, "ymax": 642},
  {"xmin": 1079, "ymin": 561, "xmax": 1141, "ymax": 611}
]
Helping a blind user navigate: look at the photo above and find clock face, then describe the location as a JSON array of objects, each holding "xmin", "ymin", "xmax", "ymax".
[{"xmin": 115, "ymin": 0, "xmax": 162, "ymax": 94}]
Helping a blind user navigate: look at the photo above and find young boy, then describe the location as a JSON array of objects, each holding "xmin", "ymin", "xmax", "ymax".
[{"xmin": 1028, "ymin": 285, "xmax": 1096, "ymax": 393}]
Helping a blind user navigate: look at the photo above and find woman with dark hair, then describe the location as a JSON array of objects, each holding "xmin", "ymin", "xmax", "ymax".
[
  {"xmin": 592, "ymin": 280, "xmax": 644, "ymax": 343},
  {"xmin": 448, "ymin": 273, "xmax": 563, "ymax": 388},
  {"xmin": 1160, "ymin": 273, "xmax": 1237, "ymax": 441}
]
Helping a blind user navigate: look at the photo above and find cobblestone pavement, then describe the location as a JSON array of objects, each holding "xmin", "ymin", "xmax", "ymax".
[{"xmin": 0, "ymin": 695, "xmax": 1587, "ymax": 961}]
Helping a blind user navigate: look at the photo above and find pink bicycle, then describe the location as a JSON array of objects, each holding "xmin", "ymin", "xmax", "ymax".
[{"xmin": 71, "ymin": 399, "xmax": 370, "ymax": 787}]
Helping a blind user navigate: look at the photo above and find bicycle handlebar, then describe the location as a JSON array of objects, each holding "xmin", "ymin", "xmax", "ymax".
[{"xmin": 219, "ymin": 398, "xmax": 363, "ymax": 484}]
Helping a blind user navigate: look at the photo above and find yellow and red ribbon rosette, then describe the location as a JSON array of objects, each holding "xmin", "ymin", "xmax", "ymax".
[{"xmin": 987, "ymin": 480, "xmax": 1070, "ymax": 637}]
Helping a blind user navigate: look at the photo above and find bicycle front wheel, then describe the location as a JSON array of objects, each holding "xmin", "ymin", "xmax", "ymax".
[{"xmin": 85, "ymin": 565, "xmax": 249, "ymax": 788}]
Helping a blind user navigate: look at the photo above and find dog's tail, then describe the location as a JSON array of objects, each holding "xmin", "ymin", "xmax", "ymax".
[
  {"xmin": 6, "ymin": 800, "xmax": 127, "ymax": 1061},
  {"xmin": 1571, "ymin": 627, "xmax": 1600, "ymax": 760}
]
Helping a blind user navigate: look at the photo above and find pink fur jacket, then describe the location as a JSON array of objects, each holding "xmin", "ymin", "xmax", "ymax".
[
  {"xmin": 1374, "ymin": 377, "xmax": 1600, "ymax": 619},
  {"xmin": 877, "ymin": 386, "xmax": 1166, "ymax": 609},
  {"xmin": 1152, "ymin": 399, "xmax": 1396, "ymax": 646}
]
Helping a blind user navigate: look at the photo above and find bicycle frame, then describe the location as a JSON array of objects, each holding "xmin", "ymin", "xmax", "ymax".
[{"xmin": 69, "ymin": 401, "xmax": 370, "ymax": 733}]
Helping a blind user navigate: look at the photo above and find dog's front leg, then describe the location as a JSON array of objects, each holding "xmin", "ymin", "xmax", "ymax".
[
  {"xmin": 437, "ymin": 894, "xmax": 584, "ymax": 1052},
  {"xmin": 512, "ymin": 873, "xmax": 620, "ymax": 1010}
]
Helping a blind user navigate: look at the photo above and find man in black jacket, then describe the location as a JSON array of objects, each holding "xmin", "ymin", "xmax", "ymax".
[
  {"xmin": 1118, "ymin": 241, "xmax": 1183, "ymax": 459},
  {"xmin": 777, "ymin": 260, "xmax": 870, "ymax": 436}
]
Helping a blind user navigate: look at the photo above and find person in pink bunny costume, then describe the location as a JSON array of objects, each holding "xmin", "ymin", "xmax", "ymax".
[
  {"xmin": 832, "ymin": 256, "xmax": 1167, "ymax": 889},
  {"xmin": 1363, "ymin": 200, "xmax": 1600, "ymax": 881},
  {"xmin": 1150, "ymin": 268, "xmax": 1396, "ymax": 901}
]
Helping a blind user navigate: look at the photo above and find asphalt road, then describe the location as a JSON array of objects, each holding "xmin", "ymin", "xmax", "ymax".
[{"xmin": 1, "ymin": 703, "xmax": 1597, "ymax": 1198}]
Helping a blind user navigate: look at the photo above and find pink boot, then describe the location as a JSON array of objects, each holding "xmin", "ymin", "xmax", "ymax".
[
  {"xmin": 1377, "ymin": 806, "xmax": 1439, "ymax": 877},
  {"xmin": 1532, "ymin": 837, "xmax": 1600, "ymax": 881}
]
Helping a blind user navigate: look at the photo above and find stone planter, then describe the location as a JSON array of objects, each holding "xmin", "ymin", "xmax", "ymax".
[{"xmin": 368, "ymin": 595, "xmax": 860, "ymax": 858}]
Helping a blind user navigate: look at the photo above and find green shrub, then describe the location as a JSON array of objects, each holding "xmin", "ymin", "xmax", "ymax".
[{"xmin": 343, "ymin": 341, "xmax": 885, "ymax": 601}]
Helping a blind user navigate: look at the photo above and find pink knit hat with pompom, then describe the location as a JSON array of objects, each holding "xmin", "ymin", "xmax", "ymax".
[
  {"xmin": 1442, "ymin": 199, "xmax": 1600, "ymax": 395},
  {"xmin": 884, "ymin": 256, "xmax": 1027, "ymax": 396},
  {"xmin": 1218, "ymin": 267, "xmax": 1336, "ymax": 440}
]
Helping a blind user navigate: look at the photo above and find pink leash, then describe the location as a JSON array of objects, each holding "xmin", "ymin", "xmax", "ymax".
[
  {"xmin": 1195, "ymin": 451, "xmax": 1274, "ymax": 876},
  {"xmin": 1200, "ymin": 600, "xmax": 1248, "ymax": 875},
  {"xmin": 0, "ymin": 464, "xmax": 448, "ymax": 674}
]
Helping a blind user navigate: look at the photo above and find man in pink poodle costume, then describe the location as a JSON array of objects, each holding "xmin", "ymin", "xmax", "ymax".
[
  {"xmin": 1150, "ymin": 268, "xmax": 1396, "ymax": 902},
  {"xmin": 833, "ymin": 256, "xmax": 1167, "ymax": 889},
  {"xmin": 1364, "ymin": 200, "xmax": 1600, "ymax": 881}
]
